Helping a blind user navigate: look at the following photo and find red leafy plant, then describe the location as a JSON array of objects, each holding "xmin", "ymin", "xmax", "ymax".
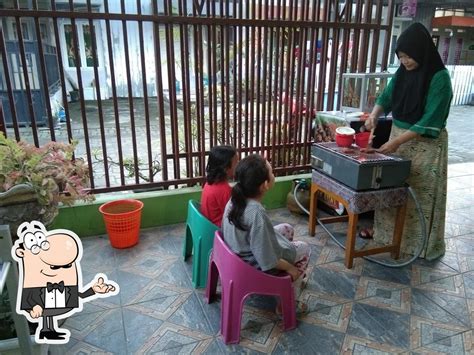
[{"xmin": 0, "ymin": 133, "xmax": 94, "ymax": 212}]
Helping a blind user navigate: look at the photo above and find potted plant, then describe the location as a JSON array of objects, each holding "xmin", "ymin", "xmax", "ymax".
[{"xmin": 0, "ymin": 132, "xmax": 94, "ymax": 236}]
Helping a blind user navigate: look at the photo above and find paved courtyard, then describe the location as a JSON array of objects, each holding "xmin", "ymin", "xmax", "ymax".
[{"xmin": 39, "ymin": 157, "xmax": 473, "ymax": 354}]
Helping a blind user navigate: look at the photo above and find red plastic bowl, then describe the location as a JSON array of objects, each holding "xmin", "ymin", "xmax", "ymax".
[
  {"xmin": 335, "ymin": 133, "xmax": 354, "ymax": 147},
  {"xmin": 355, "ymin": 132, "xmax": 370, "ymax": 148}
]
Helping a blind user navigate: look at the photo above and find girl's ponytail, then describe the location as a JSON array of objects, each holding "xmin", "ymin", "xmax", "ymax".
[{"xmin": 227, "ymin": 154, "xmax": 269, "ymax": 231}]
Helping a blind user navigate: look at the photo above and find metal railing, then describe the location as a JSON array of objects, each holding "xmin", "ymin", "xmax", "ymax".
[{"xmin": 0, "ymin": 0, "xmax": 393, "ymax": 193}]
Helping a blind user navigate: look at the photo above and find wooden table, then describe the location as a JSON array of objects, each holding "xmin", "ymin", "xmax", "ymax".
[{"xmin": 309, "ymin": 169, "xmax": 408, "ymax": 268}]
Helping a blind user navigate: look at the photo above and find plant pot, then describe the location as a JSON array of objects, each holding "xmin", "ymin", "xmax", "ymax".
[{"xmin": 0, "ymin": 184, "xmax": 57, "ymax": 239}]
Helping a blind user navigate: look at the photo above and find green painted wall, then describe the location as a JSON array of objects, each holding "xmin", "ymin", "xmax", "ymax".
[{"xmin": 49, "ymin": 174, "xmax": 310, "ymax": 237}]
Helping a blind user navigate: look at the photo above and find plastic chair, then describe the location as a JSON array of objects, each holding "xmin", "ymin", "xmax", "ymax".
[
  {"xmin": 206, "ymin": 230, "xmax": 297, "ymax": 344},
  {"xmin": 182, "ymin": 200, "xmax": 219, "ymax": 288}
]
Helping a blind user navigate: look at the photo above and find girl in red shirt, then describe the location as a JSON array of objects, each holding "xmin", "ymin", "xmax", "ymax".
[{"xmin": 201, "ymin": 146, "xmax": 238, "ymax": 227}]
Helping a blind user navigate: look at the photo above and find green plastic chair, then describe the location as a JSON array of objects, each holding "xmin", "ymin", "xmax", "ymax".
[{"xmin": 182, "ymin": 200, "xmax": 219, "ymax": 288}]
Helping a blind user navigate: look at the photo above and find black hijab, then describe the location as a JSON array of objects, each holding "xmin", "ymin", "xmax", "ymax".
[{"xmin": 392, "ymin": 22, "xmax": 445, "ymax": 124}]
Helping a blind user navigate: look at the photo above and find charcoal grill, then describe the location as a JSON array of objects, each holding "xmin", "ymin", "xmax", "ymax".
[{"xmin": 311, "ymin": 142, "xmax": 411, "ymax": 191}]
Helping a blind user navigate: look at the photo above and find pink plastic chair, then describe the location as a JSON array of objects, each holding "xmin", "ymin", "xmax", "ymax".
[{"xmin": 205, "ymin": 230, "xmax": 297, "ymax": 344}]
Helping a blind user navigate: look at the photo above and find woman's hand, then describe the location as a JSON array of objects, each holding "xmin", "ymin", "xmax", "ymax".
[
  {"xmin": 365, "ymin": 112, "xmax": 378, "ymax": 131},
  {"xmin": 365, "ymin": 104, "xmax": 384, "ymax": 130},
  {"xmin": 376, "ymin": 139, "xmax": 401, "ymax": 154},
  {"xmin": 377, "ymin": 130, "xmax": 418, "ymax": 154}
]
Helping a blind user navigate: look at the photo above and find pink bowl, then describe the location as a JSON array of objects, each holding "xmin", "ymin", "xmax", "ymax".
[
  {"xmin": 335, "ymin": 133, "xmax": 354, "ymax": 147},
  {"xmin": 355, "ymin": 132, "xmax": 370, "ymax": 148}
]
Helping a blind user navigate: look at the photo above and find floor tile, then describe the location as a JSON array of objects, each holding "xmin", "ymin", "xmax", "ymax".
[
  {"xmin": 410, "ymin": 289, "xmax": 470, "ymax": 328},
  {"xmin": 438, "ymin": 252, "xmax": 463, "ymax": 273},
  {"xmin": 341, "ymin": 335, "xmax": 406, "ymax": 354},
  {"xmin": 414, "ymin": 289, "xmax": 470, "ymax": 328},
  {"xmin": 63, "ymin": 308, "xmax": 108, "ymax": 339},
  {"xmin": 355, "ymin": 277, "xmax": 411, "ymax": 314},
  {"xmin": 139, "ymin": 231, "xmax": 183, "ymax": 256},
  {"xmin": 126, "ymin": 290, "xmax": 192, "ymax": 322},
  {"xmin": 453, "ymin": 237, "xmax": 474, "ymax": 256},
  {"xmin": 167, "ymin": 292, "xmax": 215, "ymax": 335},
  {"xmin": 445, "ymin": 222, "xmax": 474, "ymax": 238},
  {"xmin": 82, "ymin": 308, "xmax": 127, "ymax": 354},
  {"xmin": 80, "ymin": 235, "xmax": 116, "ymax": 272},
  {"xmin": 196, "ymin": 290, "xmax": 224, "ymax": 335},
  {"xmin": 347, "ymin": 303, "xmax": 410, "ymax": 349},
  {"xmin": 119, "ymin": 250, "xmax": 176, "ymax": 279},
  {"xmin": 237, "ymin": 309, "xmax": 283, "ymax": 353},
  {"xmin": 216, "ymin": 340, "xmax": 267, "ymax": 354},
  {"xmin": 306, "ymin": 265, "xmax": 360, "ymax": 300},
  {"xmin": 122, "ymin": 307, "xmax": 164, "ymax": 353},
  {"xmin": 410, "ymin": 316, "xmax": 470, "ymax": 352},
  {"xmin": 272, "ymin": 321, "xmax": 345, "ymax": 354},
  {"xmin": 156, "ymin": 257, "xmax": 193, "ymax": 288},
  {"xmin": 114, "ymin": 269, "xmax": 154, "ymax": 306},
  {"xmin": 138, "ymin": 322, "xmax": 213, "ymax": 353},
  {"xmin": 299, "ymin": 290, "xmax": 352, "ymax": 332},
  {"xmin": 362, "ymin": 262, "xmax": 412, "ymax": 285},
  {"xmin": 201, "ymin": 337, "xmax": 226, "ymax": 354},
  {"xmin": 413, "ymin": 273, "xmax": 465, "ymax": 297},
  {"xmin": 463, "ymin": 271, "xmax": 474, "ymax": 299},
  {"xmin": 458, "ymin": 254, "xmax": 474, "ymax": 273}
]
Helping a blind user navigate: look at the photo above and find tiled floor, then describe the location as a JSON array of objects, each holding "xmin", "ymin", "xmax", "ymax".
[{"xmin": 45, "ymin": 161, "xmax": 474, "ymax": 354}]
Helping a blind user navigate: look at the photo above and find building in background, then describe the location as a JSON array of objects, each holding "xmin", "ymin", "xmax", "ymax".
[{"xmin": 390, "ymin": 0, "xmax": 474, "ymax": 66}]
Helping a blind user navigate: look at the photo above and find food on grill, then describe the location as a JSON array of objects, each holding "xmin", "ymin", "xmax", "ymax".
[
  {"xmin": 342, "ymin": 147, "xmax": 356, "ymax": 154},
  {"xmin": 360, "ymin": 147, "xmax": 376, "ymax": 154}
]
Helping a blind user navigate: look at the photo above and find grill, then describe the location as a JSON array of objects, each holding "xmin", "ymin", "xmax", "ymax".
[{"xmin": 311, "ymin": 142, "xmax": 411, "ymax": 191}]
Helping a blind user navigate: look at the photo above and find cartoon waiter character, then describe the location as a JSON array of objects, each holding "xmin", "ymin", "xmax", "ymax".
[{"xmin": 11, "ymin": 221, "xmax": 119, "ymax": 344}]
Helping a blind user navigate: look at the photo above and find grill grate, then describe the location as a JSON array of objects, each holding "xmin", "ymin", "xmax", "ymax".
[{"xmin": 316, "ymin": 142, "xmax": 398, "ymax": 164}]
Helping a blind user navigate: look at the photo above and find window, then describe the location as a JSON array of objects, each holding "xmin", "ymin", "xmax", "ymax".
[
  {"xmin": 64, "ymin": 23, "xmax": 98, "ymax": 68},
  {"xmin": 39, "ymin": 23, "xmax": 49, "ymax": 42},
  {"xmin": 389, "ymin": 35, "xmax": 398, "ymax": 65},
  {"xmin": 82, "ymin": 25, "xmax": 97, "ymax": 67},
  {"xmin": 64, "ymin": 24, "xmax": 77, "ymax": 67},
  {"xmin": 10, "ymin": 52, "xmax": 40, "ymax": 90},
  {"xmin": 11, "ymin": 21, "xmax": 31, "ymax": 40}
]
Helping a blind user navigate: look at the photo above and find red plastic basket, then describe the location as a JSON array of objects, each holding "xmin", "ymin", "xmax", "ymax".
[{"xmin": 99, "ymin": 199, "xmax": 144, "ymax": 249}]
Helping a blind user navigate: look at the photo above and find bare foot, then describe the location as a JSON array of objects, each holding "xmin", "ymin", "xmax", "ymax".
[
  {"xmin": 275, "ymin": 300, "xmax": 308, "ymax": 316},
  {"xmin": 358, "ymin": 227, "xmax": 374, "ymax": 239}
]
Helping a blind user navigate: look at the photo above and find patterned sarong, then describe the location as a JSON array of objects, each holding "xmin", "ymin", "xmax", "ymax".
[{"xmin": 373, "ymin": 125, "xmax": 448, "ymax": 260}]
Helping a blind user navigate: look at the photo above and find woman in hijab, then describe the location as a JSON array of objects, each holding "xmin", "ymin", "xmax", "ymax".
[{"xmin": 363, "ymin": 22, "xmax": 452, "ymax": 260}]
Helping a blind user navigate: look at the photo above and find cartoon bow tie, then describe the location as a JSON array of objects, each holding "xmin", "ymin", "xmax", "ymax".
[{"xmin": 47, "ymin": 281, "xmax": 65, "ymax": 293}]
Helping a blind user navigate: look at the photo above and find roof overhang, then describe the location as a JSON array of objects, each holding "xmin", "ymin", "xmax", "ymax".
[{"xmin": 432, "ymin": 16, "xmax": 474, "ymax": 28}]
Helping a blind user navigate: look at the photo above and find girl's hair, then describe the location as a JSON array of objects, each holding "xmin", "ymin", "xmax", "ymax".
[
  {"xmin": 206, "ymin": 145, "xmax": 237, "ymax": 184},
  {"xmin": 228, "ymin": 154, "xmax": 269, "ymax": 231}
]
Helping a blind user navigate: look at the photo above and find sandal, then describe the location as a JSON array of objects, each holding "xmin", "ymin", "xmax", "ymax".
[
  {"xmin": 358, "ymin": 228, "xmax": 374, "ymax": 239},
  {"xmin": 275, "ymin": 300, "xmax": 308, "ymax": 316},
  {"xmin": 296, "ymin": 300, "xmax": 309, "ymax": 314}
]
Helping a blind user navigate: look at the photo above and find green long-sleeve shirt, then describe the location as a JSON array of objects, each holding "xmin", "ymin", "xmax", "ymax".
[{"xmin": 375, "ymin": 69, "xmax": 453, "ymax": 138}]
